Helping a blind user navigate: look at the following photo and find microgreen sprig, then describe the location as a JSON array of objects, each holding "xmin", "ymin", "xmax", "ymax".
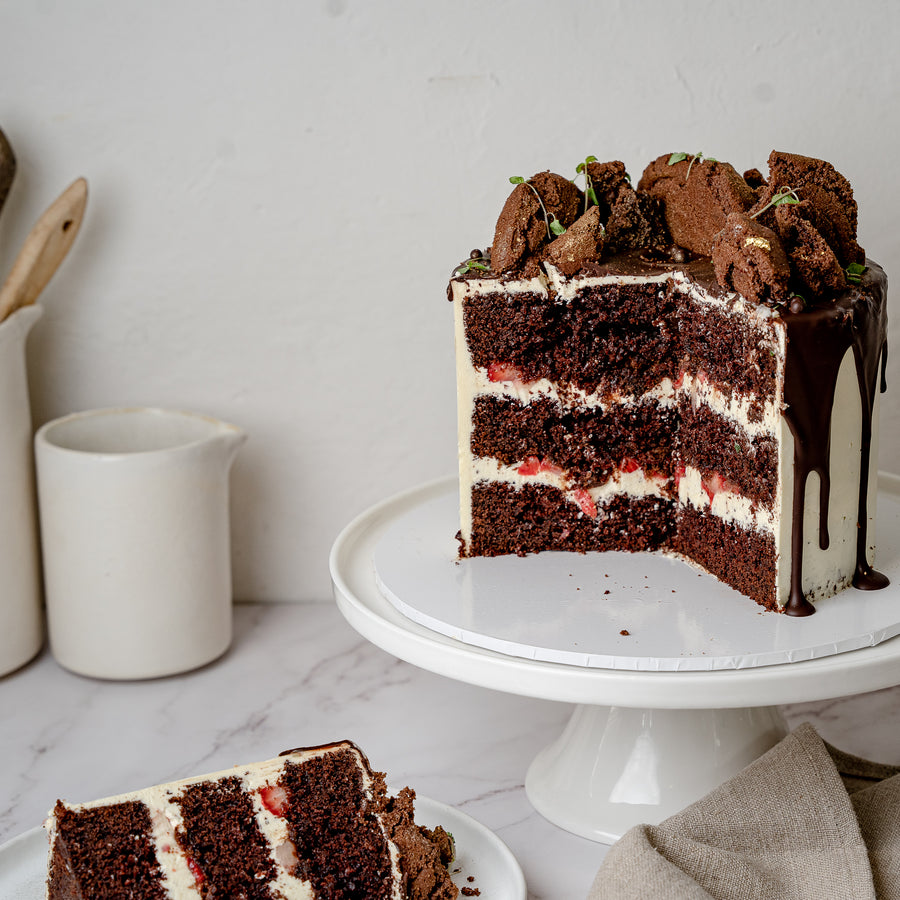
[
  {"xmin": 668, "ymin": 151, "xmax": 717, "ymax": 180},
  {"xmin": 845, "ymin": 262, "xmax": 867, "ymax": 284},
  {"xmin": 750, "ymin": 186, "xmax": 800, "ymax": 220},
  {"xmin": 453, "ymin": 258, "xmax": 490, "ymax": 275},
  {"xmin": 575, "ymin": 155, "xmax": 600, "ymax": 213},
  {"xmin": 510, "ymin": 176, "xmax": 566, "ymax": 238}
]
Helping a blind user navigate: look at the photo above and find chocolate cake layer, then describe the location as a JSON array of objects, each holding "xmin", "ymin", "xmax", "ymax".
[
  {"xmin": 675, "ymin": 298, "xmax": 780, "ymax": 398},
  {"xmin": 466, "ymin": 482, "xmax": 675, "ymax": 557},
  {"xmin": 281, "ymin": 748, "xmax": 396, "ymax": 898},
  {"xmin": 462, "ymin": 282, "xmax": 679, "ymax": 396},
  {"xmin": 471, "ymin": 394, "xmax": 676, "ymax": 484},
  {"xmin": 674, "ymin": 507, "xmax": 778, "ymax": 610},
  {"xmin": 175, "ymin": 777, "xmax": 276, "ymax": 899},
  {"xmin": 49, "ymin": 800, "xmax": 167, "ymax": 899}
]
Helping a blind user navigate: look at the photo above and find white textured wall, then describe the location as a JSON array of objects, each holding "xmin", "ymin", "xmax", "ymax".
[{"xmin": 1, "ymin": 0, "xmax": 897, "ymax": 601}]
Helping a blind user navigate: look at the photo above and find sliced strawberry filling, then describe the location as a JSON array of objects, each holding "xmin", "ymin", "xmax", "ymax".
[
  {"xmin": 487, "ymin": 362, "xmax": 526, "ymax": 386},
  {"xmin": 259, "ymin": 784, "xmax": 289, "ymax": 817},
  {"xmin": 701, "ymin": 471, "xmax": 741, "ymax": 504},
  {"xmin": 517, "ymin": 456, "xmax": 563, "ymax": 477},
  {"xmin": 186, "ymin": 856, "xmax": 205, "ymax": 885},
  {"xmin": 572, "ymin": 488, "xmax": 597, "ymax": 519}
]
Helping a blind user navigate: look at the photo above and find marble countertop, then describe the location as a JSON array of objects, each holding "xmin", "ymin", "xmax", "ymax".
[{"xmin": 3, "ymin": 601, "xmax": 900, "ymax": 899}]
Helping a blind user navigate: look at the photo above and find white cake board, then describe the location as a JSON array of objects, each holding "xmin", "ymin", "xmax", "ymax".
[
  {"xmin": 373, "ymin": 485, "xmax": 900, "ymax": 672},
  {"xmin": 330, "ymin": 474, "xmax": 900, "ymax": 843}
]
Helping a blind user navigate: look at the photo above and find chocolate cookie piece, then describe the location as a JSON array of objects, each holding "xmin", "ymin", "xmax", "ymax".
[
  {"xmin": 584, "ymin": 160, "xmax": 630, "ymax": 210},
  {"xmin": 750, "ymin": 151, "xmax": 864, "ymax": 266},
  {"xmin": 543, "ymin": 205, "xmax": 605, "ymax": 275},
  {"xmin": 711, "ymin": 212, "xmax": 790, "ymax": 305},
  {"xmin": 774, "ymin": 202, "xmax": 846, "ymax": 296},
  {"xmin": 743, "ymin": 168, "xmax": 767, "ymax": 190},
  {"xmin": 491, "ymin": 172, "xmax": 584, "ymax": 274},
  {"xmin": 638, "ymin": 154, "xmax": 756, "ymax": 256},
  {"xmin": 605, "ymin": 187, "xmax": 670, "ymax": 255},
  {"xmin": 490, "ymin": 182, "xmax": 546, "ymax": 274},
  {"xmin": 583, "ymin": 159, "xmax": 669, "ymax": 254},
  {"xmin": 529, "ymin": 171, "xmax": 584, "ymax": 230}
]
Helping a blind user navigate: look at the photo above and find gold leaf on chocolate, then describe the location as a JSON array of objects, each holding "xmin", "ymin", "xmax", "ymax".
[{"xmin": 711, "ymin": 212, "xmax": 791, "ymax": 306}]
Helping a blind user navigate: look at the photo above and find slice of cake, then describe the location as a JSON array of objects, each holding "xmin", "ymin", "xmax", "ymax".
[
  {"xmin": 449, "ymin": 151, "xmax": 889, "ymax": 615},
  {"xmin": 45, "ymin": 740, "xmax": 458, "ymax": 899}
]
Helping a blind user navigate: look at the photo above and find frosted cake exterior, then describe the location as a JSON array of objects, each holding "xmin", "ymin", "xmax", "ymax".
[{"xmin": 450, "ymin": 152, "xmax": 888, "ymax": 614}]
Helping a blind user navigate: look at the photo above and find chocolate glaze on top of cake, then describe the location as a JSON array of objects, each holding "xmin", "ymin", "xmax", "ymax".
[{"xmin": 451, "ymin": 150, "xmax": 889, "ymax": 614}]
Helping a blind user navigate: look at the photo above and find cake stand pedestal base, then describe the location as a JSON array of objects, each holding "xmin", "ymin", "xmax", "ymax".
[{"xmin": 525, "ymin": 704, "xmax": 788, "ymax": 843}]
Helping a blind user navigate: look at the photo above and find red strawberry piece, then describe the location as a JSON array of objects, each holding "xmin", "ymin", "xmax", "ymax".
[
  {"xmin": 621, "ymin": 457, "xmax": 641, "ymax": 474},
  {"xmin": 572, "ymin": 488, "xmax": 597, "ymax": 519},
  {"xmin": 702, "ymin": 472, "xmax": 737, "ymax": 503},
  {"xmin": 186, "ymin": 856, "xmax": 205, "ymax": 885},
  {"xmin": 487, "ymin": 362, "xmax": 524, "ymax": 385},
  {"xmin": 517, "ymin": 456, "xmax": 541, "ymax": 476},
  {"xmin": 260, "ymin": 784, "xmax": 289, "ymax": 817},
  {"xmin": 673, "ymin": 371, "xmax": 686, "ymax": 390},
  {"xmin": 538, "ymin": 458, "xmax": 564, "ymax": 476}
]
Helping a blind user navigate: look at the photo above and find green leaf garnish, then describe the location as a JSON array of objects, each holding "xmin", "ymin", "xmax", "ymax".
[
  {"xmin": 669, "ymin": 151, "xmax": 715, "ymax": 178},
  {"xmin": 452, "ymin": 258, "xmax": 490, "ymax": 276},
  {"xmin": 574, "ymin": 155, "xmax": 602, "ymax": 213},
  {"xmin": 549, "ymin": 216, "xmax": 566, "ymax": 236},
  {"xmin": 845, "ymin": 262, "xmax": 867, "ymax": 284},
  {"xmin": 750, "ymin": 186, "xmax": 801, "ymax": 220},
  {"xmin": 509, "ymin": 176, "xmax": 525, "ymax": 185}
]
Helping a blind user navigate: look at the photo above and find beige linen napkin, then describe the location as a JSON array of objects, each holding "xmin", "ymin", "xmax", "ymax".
[{"xmin": 588, "ymin": 723, "xmax": 900, "ymax": 899}]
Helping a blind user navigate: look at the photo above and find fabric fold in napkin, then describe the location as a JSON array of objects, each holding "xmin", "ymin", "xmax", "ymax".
[{"xmin": 588, "ymin": 723, "xmax": 900, "ymax": 899}]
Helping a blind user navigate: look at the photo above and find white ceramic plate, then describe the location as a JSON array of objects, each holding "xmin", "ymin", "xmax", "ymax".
[
  {"xmin": 373, "ymin": 478, "xmax": 900, "ymax": 671},
  {"xmin": 0, "ymin": 796, "xmax": 525, "ymax": 900}
]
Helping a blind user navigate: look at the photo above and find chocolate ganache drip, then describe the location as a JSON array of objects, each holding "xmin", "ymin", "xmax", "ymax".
[{"xmin": 781, "ymin": 262, "xmax": 889, "ymax": 616}]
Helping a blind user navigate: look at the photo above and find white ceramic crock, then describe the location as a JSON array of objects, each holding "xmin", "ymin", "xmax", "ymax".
[
  {"xmin": 0, "ymin": 304, "xmax": 44, "ymax": 677},
  {"xmin": 35, "ymin": 407, "xmax": 246, "ymax": 679}
]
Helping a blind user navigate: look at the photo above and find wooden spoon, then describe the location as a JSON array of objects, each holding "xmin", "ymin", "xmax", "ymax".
[
  {"xmin": 0, "ymin": 177, "xmax": 88, "ymax": 323},
  {"xmin": 0, "ymin": 128, "xmax": 14, "ymax": 220}
]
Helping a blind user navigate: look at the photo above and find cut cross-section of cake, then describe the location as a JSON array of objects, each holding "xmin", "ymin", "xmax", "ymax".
[
  {"xmin": 449, "ymin": 150, "xmax": 889, "ymax": 614},
  {"xmin": 45, "ymin": 740, "xmax": 458, "ymax": 900}
]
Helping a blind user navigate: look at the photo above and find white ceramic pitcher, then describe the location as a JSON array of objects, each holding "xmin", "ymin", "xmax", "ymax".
[
  {"xmin": 35, "ymin": 407, "xmax": 246, "ymax": 679},
  {"xmin": 0, "ymin": 304, "xmax": 44, "ymax": 677}
]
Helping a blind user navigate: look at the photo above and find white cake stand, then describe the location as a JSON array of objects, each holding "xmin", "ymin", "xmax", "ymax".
[{"xmin": 330, "ymin": 474, "xmax": 900, "ymax": 843}]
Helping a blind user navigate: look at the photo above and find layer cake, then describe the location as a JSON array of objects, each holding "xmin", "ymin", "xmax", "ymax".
[
  {"xmin": 45, "ymin": 740, "xmax": 458, "ymax": 899},
  {"xmin": 449, "ymin": 152, "xmax": 889, "ymax": 614}
]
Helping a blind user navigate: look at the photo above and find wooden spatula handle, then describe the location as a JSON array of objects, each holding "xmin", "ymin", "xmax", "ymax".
[{"xmin": 0, "ymin": 177, "xmax": 87, "ymax": 323}]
